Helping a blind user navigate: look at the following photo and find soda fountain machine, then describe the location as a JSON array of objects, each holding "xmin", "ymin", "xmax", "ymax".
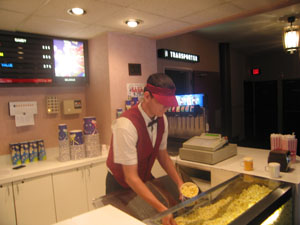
[{"xmin": 165, "ymin": 94, "xmax": 206, "ymax": 155}]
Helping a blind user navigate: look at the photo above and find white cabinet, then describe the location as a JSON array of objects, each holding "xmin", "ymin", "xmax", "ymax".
[
  {"xmin": 0, "ymin": 183, "xmax": 16, "ymax": 225},
  {"xmin": 85, "ymin": 163, "xmax": 107, "ymax": 210},
  {"xmin": 52, "ymin": 167, "xmax": 89, "ymax": 222},
  {"xmin": 52, "ymin": 162, "xmax": 108, "ymax": 221},
  {"xmin": 13, "ymin": 175, "xmax": 56, "ymax": 225}
]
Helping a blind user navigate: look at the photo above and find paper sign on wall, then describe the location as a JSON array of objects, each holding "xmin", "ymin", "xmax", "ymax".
[
  {"xmin": 127, "ymin": 83, "xmax": 145, "ymax": 99},
  {"xmin": 9, "ymin": 101, "xmax": 37, "ymax": 127}
]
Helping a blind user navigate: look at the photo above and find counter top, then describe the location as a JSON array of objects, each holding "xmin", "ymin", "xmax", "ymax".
[
  {"xmin": 53, "ymin": 204, "xmax": 146, "ymax": 225},
  {"xmin": 176, "ymin": 146, "xmax": 300, "ymax": 184},
  {"xmin": 0, "ymin": 147, "xmax": 108, "ymax": 185},
  {"xmin": 1, "ymin": 145, "xmax": 300, "ymax": 186}
]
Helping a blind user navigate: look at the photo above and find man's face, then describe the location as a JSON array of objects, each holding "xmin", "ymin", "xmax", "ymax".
[
  {"xmin": 143, "ymin": 91, "xmax": 169, "ymax": 117},
  {"xmin": 149, "ymin": 96, "xmax": 169, "ymax": 117}
]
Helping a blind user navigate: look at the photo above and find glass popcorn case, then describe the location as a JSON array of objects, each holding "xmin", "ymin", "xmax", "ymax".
[{"xmin": 144, "ymin": 174, "xmax": 293, "ymax": 225}]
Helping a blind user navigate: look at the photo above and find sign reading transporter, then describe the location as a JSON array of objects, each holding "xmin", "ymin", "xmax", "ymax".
[{"xmin": 157, "ymin": 49, "xmax": 199, "ymax": 63}]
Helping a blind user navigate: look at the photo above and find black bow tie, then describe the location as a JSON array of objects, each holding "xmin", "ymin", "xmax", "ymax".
[{"xmin": 148, "ymin": 118, "xmax": 158, "ymax": 128}]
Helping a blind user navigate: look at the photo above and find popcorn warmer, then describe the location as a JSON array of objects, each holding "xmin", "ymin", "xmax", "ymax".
[{"xmin": 144, "ymin": 174, "xmax": 293, "ymax": 225}]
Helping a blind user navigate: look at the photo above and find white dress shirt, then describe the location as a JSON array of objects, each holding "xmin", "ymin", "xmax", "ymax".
[{"xmin": 111, "ymin": 103, "xmax": 168, "ymax": 165}]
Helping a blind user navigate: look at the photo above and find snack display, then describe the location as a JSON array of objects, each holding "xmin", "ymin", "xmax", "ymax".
[
  {"xmin": 175, "ymin": 184, "xmax": 271, "ymax": 225},
  {"xmin": 144, "ymin": 174, "xmax": 292, "ymax": 225}
]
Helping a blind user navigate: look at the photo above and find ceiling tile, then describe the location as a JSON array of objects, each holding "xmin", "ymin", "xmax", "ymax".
[
  {"xmin": 138, "ymin": 20, "xmax": 192, "ymax": 37},
  {"xmin": 0, "ymin": 0, "xmax": 46, "ymax": 14},
  {"xmin": 69, "ymin": 24, "xmax": 117, "ymax": 39},
  {"xmin": 96, "ymin": 8, "xmax": 170, "ymax": 32},
  {"xmin": 0, "ymin": 9, "xmax": 28, "ymax": 31},
  {"xmin": 232, "ymin": 0, "xmax": 287, "ymax": 11},
  {"xmin": 34, "ymin": 0, "xmax": 123, "ymax": 25},
  {"xmin": 130, "ymin": 0, "xmax": 225, "ymax": 19},
  {"xmin": 16, "ymin": 15, "xmax": 88, "ymax": 38},
  {"xmin": 181, "ymin": 2, "xmax": 244, "ymax": 25},
  {"xmin": 95, "ymin": 0, "xmax": 139, "ymax": 7}
]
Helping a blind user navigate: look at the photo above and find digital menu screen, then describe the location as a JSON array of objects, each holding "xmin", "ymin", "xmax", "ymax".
[
  {"xmin": 0, "ymin": 30, "xmax": 88, "ymax": 86},
  {"xmin": 0, "ymin": 32, "xmax": 54, "ymax": 84}
]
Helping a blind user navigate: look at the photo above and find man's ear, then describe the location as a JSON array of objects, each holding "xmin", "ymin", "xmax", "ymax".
[{"xmin": 143, "ymin": 91, "xmax": 152, "ymax": 102}]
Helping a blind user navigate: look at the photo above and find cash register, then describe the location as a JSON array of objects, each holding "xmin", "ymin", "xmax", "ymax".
[{"xmin": 179, "ymin": 133, "xmax": 237, "ymax": 164}]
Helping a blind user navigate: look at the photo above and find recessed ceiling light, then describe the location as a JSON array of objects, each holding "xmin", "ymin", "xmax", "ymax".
[
  {"xmin": 67, "ymin": 7, "xmax": 86, "ymax": 16},
  {"xmin": 125, "ymin": 19, "xmax": 143, "ymax": 28}
]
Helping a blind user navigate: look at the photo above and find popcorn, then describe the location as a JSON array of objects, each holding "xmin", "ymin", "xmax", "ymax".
[
  {"xmin": 180, "ymin": 182, "xmax": 199, "ymax": 198},
  {"xmin": 174, "ymin": 184, "xmax": 272, "ymax": 225}
]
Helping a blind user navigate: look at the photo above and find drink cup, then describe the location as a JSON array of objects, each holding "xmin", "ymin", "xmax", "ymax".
[
  {"xmin": 241, "ymin": 157, "xmax": 253, "ymax": 171},
  {"xmin": 265, "ymin": 162, "xmax": 280, "ymax": 178}
]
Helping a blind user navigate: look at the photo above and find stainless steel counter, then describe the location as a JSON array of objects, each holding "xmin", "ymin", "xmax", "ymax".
[{"xmin": 93, "ymin": 175, "xmax": 180, "ymax": 221}]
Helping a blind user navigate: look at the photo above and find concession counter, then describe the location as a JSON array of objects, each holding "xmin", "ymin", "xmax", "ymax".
[
  {"xmin": 93, "ymin": 174, "xmax": 293, "ymax": 225},
  {"xmin": 144, "ymin": 174, "xmax": 293, "ymax": 225}
]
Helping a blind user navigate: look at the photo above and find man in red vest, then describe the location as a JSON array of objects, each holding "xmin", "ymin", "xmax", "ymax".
[{"xmin": 106, "ymin": 73, "xmax": 183, "ymax": 225}]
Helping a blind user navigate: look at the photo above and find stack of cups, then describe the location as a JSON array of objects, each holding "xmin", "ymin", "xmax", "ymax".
[
  {"xmin": 284, "ymin": 134, "xmax": 297, "ymax": 163},
  {"xmin": 69, "ymin": 130, "xmax": 85, "ymax": 160},
  {"xmin": 58, "ymin": 124, "xmax": 71, "ymax": 161},
  {"xmin": 270, "ymin": 133, "xmax": 282, "ymax": 150},
  {"xmin": 83, "ymin": 117, "xmax": 101, "ymax": 157}
]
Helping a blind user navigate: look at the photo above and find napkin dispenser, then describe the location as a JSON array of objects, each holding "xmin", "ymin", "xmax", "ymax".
[{"xmin": 268, "ymin": 150, "xmax": 291, "ymax": 172}]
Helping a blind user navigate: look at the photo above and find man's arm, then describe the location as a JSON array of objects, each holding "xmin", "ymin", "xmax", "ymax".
[
  {"xmin": 157, "ymin": 149, "xmax": 184, "ymax": 191},
  {"xmin": 122, "ymin": 164, "xmax": 168, "ymax": 212},
  {"xmin": 122, "ymin": 164, "xmax": 177, "ymax": 225}
]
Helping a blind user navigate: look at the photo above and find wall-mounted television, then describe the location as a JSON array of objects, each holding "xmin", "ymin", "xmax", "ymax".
[
  {"xmin": 176, "ymin": 94, "xmax": 204, "ymax": 107},
  {"xmin": 0, "ymin": 30, "xmax": 89, "ymax": 87}
]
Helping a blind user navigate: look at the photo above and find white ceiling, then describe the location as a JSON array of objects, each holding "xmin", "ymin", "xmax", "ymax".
[{"xmin": 0, "ymin": 0, "xmax": 300, "ymax": 54}]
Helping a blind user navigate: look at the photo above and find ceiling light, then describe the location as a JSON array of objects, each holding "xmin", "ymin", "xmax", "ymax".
[
  {"xmin": 67, "ymin": 7, "xmax": 86, "ymax": 16},
  {"xmin": 125, "ymin": 19, "xmax": 143, "ymax": 28},
  {"xmin": 283, "ymin": 16, "xmax": 300, "ymax": 54}
]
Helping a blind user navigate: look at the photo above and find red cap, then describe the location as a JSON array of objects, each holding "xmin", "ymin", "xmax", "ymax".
[{"xmin": 146, "ymin": 84, "xmax": 178, "ymax": 107}]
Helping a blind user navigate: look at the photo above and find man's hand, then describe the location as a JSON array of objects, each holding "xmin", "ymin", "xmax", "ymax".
[{"xmin": 162, "ymin": 214, "xmax": 177, "ymax": 225}]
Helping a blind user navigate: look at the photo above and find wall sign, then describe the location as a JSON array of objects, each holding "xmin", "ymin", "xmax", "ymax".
[{"xmin": 157, "ymin": 49, "xmax": 199, "ymax": 63}]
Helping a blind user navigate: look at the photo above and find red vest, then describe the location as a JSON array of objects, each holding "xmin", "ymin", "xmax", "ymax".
[{"xmin": 106, "ymin": 105, "xmax": 165, "ymax": 188}]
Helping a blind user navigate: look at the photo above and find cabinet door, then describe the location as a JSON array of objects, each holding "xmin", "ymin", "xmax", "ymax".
[
  {"xmin": 13, "ymin": 175, "xmax": 56, "ymax": 225},
  {"xmin": 85, "ymin": 163, "xmax": 107, "ymax": 210},
  {"xmin": 0, "ymin": 183, "xmax": 16, "ymax": 225},
  {"xmin": 52, "ymin": 168, "xmax": 88, "ymax": 221}
]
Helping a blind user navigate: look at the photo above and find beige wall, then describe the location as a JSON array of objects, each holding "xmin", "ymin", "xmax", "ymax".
[
  {"xmin": 86, "ymin": 32, "xmax": 157, "ymax": 145},
  {"xmin": 86, "ymin": 33, "xmax": 111, "ymax": 146},
  {"xmin": 0, "ymin": 32, "xmax": 157, "ymax": 156},
  {"xmin": 0, "ymin": 87, "xmax": 86, "ymax": 155}
]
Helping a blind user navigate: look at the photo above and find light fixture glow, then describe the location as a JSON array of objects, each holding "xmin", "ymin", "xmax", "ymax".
[
  {"xmin": 283, "ymin": 16, "xmax": 300, "ymax": 54},
  {"xmin": 67, "ymin": 7, "xmax": 86, "ymax": 16},
  {"xmin": 125, "ymin": 19, "xmax": 143, "ymax": 28}
]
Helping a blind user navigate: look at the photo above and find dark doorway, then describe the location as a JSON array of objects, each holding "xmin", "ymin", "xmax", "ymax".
[
  {"xmin": 243, "ymin": 80, "xmax": 278, "ymax": 149},
  {"xmin": 165, "ymin": 69, "xmax": 192, "ymax": 95},
  {"xmin": 282, "ymin": 79, "xmax": 300, "ymax": 156},
  {"xmin": 193, "ymin": 71, "xmax": 221, "ymax": 133}
]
